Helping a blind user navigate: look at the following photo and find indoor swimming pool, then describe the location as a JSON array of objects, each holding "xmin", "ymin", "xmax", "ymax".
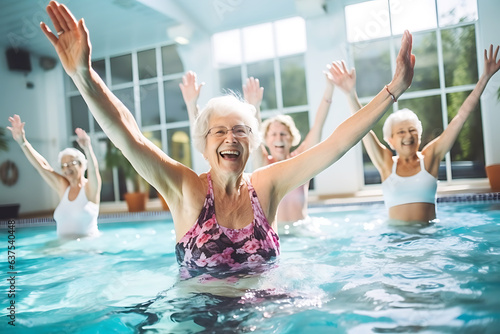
[{"xmin": 1, "ymin": 198, "xmax": 500, "ymax": 333}]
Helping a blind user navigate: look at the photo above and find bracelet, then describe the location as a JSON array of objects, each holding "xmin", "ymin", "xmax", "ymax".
[
  {"xmin": 324, "ymin": 98, "xmax": 332, "ymax": 103},
  {"xmin": 385, "ymin": 85, "xmax": 397, "ymax": 102}
]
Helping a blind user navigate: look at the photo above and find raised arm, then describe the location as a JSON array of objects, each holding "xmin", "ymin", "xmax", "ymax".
[
  {"xmin": 75, "ymin": 128, "xmax": 101, "ymax": 204},
  {"xmin": 7, "ymin": 114, "xmax": 68, "ymax": 197},
  {"xmin": 179, "ymin": 70, "xmax": 204, "ymax": 125},
  {"xmin": 329, "ymin": 60, "xmax": 393, "ymax": 176},
  {"xmin": 422, "ymin": 44, "xmax": 500, "ymax": 174},
  {"xmin": 40, "ymin": 1, "xmax": 200, "ymax": 214},
  {"xmin": 293, "ymin": 65, "xmax": 335, "ymax": 155},
  {"xmin": 256, "ymin": 31, "xmax": 415, "ymax": 204}
]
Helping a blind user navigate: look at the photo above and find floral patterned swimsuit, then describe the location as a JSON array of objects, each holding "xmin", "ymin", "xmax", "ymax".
[{"xmin": 176, "ymin": 172, "xmax": 280, "ymax": 278}]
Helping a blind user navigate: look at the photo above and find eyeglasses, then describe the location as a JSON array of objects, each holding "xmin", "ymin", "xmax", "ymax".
[
  {"xmin": 61, "ymin": 160, "xmax": 80, "ymax": 169},
  {"xmin": 207, "ymin": 125, "xmax": 252, "ymax": 138}
]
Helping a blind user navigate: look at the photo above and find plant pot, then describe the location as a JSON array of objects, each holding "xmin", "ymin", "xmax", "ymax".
[
  {"xmin": 486, "ymin": 164, "xmax": 500, "ymax": 192},
  {"xmin": 158, "ymin": 193, "xmax": 170, "ymax": 211},
  {"xmin": 124, "ymin": 192, "xmax": 148, "ymax": 212}
]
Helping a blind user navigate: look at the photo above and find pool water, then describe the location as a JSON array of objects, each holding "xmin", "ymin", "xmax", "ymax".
[{"xmin": 2, "ymin": 201, "xmax": 500, "ymax": 333}]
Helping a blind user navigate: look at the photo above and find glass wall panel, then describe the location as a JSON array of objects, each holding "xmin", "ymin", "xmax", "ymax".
[
  {"xmin": 140, "ymin": 83, "xmax": 160, "ymax": 126},
  {"xmin": 110, "ymin": 54, "xmax": 132, "ymax": 85},
  {"xmin": 69, "ymin": 95, "xmax": 89, "ymax": 132},
  {"xmin": 243, "ymin": 23, "xmax": 274, "ymax": 62},
  {"xmin": 353, "ymin": 39, "xmax": 391, "ymax": 97},
  {"xmin": 167, "ymin": 127, "xmax": 192, "ymax": 168},
  {"xmin": 442, "ymin": 25, "xmax": 478, "ymax": 87},
  {"xmin": 164, "ymin": 78, "xmax": 188, "ymax": 123},
  {"xmin": 219, "ymin": 66, "xmax": 243, "ymax": 96},
  {"xmin": 280, "ymin": 55, "xmax": 307, "ymax": 107},
  {"xmin": 247, "ymin": 60, "xmax": 277, "ymax": 110},
  {"xmin": 391, "ymin": 0, "xmax": 437, "ymax": 35},
  {"xmin": 447, "ymin": 90, "xmax": 485, "ymax": 179},
  {"xmin": 161, "ymin": 45, "xmax": 184, "ymax": 75},
  {"xmin": 212, "ymin": 29, "xmax": 242, "ymax": 67},
  {"xmin": 438, "ymin": 0, "xmax": 478, "ymax": 27},
  {"xmin": 345, "ymin": 0, "xmax": 390, "ymax": 43},
  {"xmin": 138, "ymin": 49, "xmax": 156, "ymax": 80},
  {"xmin": 400, "ymin": 32, "xmax": 440, "ymax": 92}
]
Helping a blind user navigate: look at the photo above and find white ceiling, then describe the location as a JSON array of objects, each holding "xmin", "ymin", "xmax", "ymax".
[{"xmin": 0, "ymin": 0, "xmax": 328, "ymax": 63}]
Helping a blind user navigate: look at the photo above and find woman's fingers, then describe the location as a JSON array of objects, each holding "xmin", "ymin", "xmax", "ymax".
[
  {"xmin": 40, "ymin": 22, "xmax": 59, "ymax": 46},
  {"xmin": 59, "ymin": 3, "xmax": 79, "ymax": 31},
  {"xmin": 48, "ymin": 2, "xmax": 69, "ymax": 33}
]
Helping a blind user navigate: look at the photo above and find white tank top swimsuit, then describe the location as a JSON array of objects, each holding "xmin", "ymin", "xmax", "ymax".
[
  {"xmin": 53, "ymin": 187, "xmax": 99, "ymax": 237},
  {"xmin": 382, "ymin": 154, "xmax": 438, "ymax": 209}
]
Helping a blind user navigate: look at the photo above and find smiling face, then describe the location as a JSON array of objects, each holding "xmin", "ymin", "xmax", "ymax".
[
  {"xmin": 204, "ymin": 113, "xmax": 250, "ymax": 175},
  {"xmin": 264, "ymin": 121, "xmax": 293, "ymax": 161},
  {"xmin": 388, "ymin": 120, "xmax": 420, "ymax": 154},
  {"xmin": 60, "ymin": 155, "xmax": 83, "ymax": 181}
]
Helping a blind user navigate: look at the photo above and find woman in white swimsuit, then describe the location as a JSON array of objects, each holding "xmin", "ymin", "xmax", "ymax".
[
  {"xmin": 7, "ymin": 115, "xmax": 101, "ymax": 238},
  {"xmin": 329, "ymin": 45, "xmax": 500, "ymax": 223}
]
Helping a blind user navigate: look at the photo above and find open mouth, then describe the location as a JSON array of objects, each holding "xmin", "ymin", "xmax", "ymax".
[
  {"xmin": 272, "ymin": 141, "xmax": 285, "ymax": 150},
  {"xmin": 220, "ymin": 150, "xmax": 240, "ymax": 159}
]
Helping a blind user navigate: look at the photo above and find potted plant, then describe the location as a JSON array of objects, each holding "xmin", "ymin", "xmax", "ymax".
[
  {"xmin": 485, "ymin": 88, "xmax": 500, "ymax": 191},
  {"xmin": 105, "ymin": 141, "xmax": 149, "ymax": 212}
]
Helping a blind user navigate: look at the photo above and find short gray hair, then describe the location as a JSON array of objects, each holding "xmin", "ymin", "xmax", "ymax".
[
  {"xmin": 58, "ymin": 148, "xmax": 87, "ymax": 171},
  {"xmin": 382, "ymin": 108, "xmax": 422, "ymax": 148},
  {"xmin": 192, "ymin": 94, "xmax": 261, "ymax": 154}
]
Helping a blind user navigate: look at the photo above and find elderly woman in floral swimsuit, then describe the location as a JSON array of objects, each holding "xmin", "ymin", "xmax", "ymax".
[{"xmin": 41, "ymin": 1, "xmax": 415, "ymax": 277}]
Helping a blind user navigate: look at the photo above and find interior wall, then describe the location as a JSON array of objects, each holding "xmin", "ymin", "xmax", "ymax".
[
  {"xmin": 477, "ymin": 0, "xmax": 500, "ymax": 167},
  {"xmin": 303, "ymin": 0, "xmax": 365, "ymax": 196},
  {"xmin": 0, "ymin": 51, "xmax": 66, "ymax": 215}
]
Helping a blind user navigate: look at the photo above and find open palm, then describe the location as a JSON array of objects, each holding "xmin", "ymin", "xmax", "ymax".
[{"xmin": 40, "ymin": 1, "xmax": 91, "ymax": 77}]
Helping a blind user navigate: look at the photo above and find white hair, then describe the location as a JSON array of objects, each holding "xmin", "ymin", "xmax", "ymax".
[
  {"xmin": 382, "ymin": 108, "xmax": 423, "ymax": 148},
  {"xmin": 58, "ymin": 148, "xmax": 87, "ymax": 171},
  {"xmin": 192, "ymin": 94, "xmax": 261, "ymax": 154}
]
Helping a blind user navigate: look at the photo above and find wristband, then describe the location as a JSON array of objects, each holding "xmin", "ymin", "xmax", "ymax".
[{"xmin": 385, "ymin": 85, "xmax": 397, "ymax": 102}]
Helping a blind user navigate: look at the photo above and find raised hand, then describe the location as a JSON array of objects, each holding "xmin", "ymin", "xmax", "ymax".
[
  {"xmin": 243, "ymin": 77, "xmax": 264, "ymax": 109},
  {"xmin": 483, "ymin": 45, "xmax": 500, "ymax": 79},
  {"xmin": 179, "ymin": 71, "xmax": 204, "ymax": 106},
  {"xmin": 40, "ymin": 1, "xmax": 91, "ymax": 77},
  {"xmin": 326, "ymin": 60, "xmax": 356, "ymax": 94},
  {"xmin": 75, "ymin": 128, "xmax": 91, "ymax": 149},
  {"xmin": 389, "ymin": 30, "xmax": 415, "ymax": 99},
  {"xmin": 6, "ymin": 115, "xmax": 26, "ymax": 144}
]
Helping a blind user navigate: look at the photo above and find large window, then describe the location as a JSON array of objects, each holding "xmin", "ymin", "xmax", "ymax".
[
  {"xmin": 345, "ymin": 0, "xmax": 482, "ymax": 184},
  {"xmin": 212, "ymin": 17, "xmax": 310, "ymax": 154},
  {"xmin": 66, "ymin": 44, "xmax": 189, "ymax": 202}
]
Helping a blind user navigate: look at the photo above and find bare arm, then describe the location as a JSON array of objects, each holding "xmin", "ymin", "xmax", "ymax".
[
  {"xmin": 179, "ymin": 70, "xmax": 204, "ymax": 125},
  {"xmin": 40, "ymin": 2, "xmax": 202, "ymax": 216},
  {"xmin": 422, "ymin": 44, "xmax": 500, "ymax": 175},
  {"xmin": 7, "ymin": 114, "xmax": 68, "ymax": 197},
  {"xmin": 254, "ymin": 31, "xmax": 415, "ymax": 210},
  {"xmin": 75, "ymin": 128, "xmax": 101, "ymax": 204},
  {"xmin": 330, "ymin": 60, "xmax": 393, "ymax": 177}
]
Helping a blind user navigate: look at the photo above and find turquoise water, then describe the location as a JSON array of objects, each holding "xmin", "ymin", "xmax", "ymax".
[{"xmin": 1, "ymin": 202, "xmax": 500, "ymax": 333}]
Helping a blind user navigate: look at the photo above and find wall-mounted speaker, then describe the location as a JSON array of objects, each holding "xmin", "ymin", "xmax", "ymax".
[{"xmin": 6, "ymin": 48, "xmax": 32, "ymax": 72}]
